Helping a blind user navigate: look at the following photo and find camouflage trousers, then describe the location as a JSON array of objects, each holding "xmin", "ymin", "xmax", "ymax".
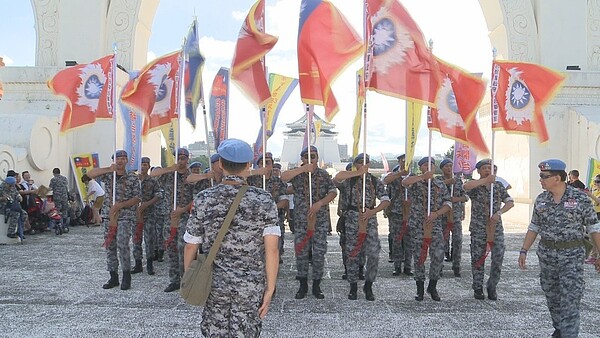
[
  {"xmin": 278, "ymin": 209, "xmax": 286, "ymax": 257},
  {"xmin": 409, "ymin": 220, "xmax": 444, "ymax": 282},
  {"xmin": 5, "ymin": 210, "xmax": 22, "ymax": 236},
  {"xmin": 389, "ymin": 214, "xmax": 412, "ymax": 270},
  {"xmin": 444, "ymin": 220, "xmax": 463, "ymax": 270},
  {"xmin": 133, "ymin": 215, "xmax": 157, "ymax": 261},
  {"xmin": 338, "ymin": 216, "xmax": 366, "ymax": 269},
  {"xmin": 538, "ymin": 245, "xmax": 585, "ymax": 337},
  {"xmin": 165, "ymin": 214, "xmax": 188, "ymax": 284},
  {"xmin": 104, "ymin": 218, "xmax": 134, "ymax": 272},
  {"xmin": 55, "ymin": 198, "xmax": 68, "ymax": 222},
  {"xmin": 470, "ymin": 228, "xmax": 504, "ymax": 290},
  {"xmin": 294, "ymin": 215, "xmax": 328, "ymax": 280},
  {"xmin": 344, "ymin": 210, "xmax": 381, "ymax": 284},
  {"xmin": 154, "ymin": 213, "xmax": 168, "ymax": 252}
]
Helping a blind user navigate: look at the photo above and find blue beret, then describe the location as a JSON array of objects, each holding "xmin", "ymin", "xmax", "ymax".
[
  {"xmin": 175, "ymin": 148, "xmax": 190, "ymax": 158},
  {"xmin": 217, "ymin": 138, "xmax": 253, "ymax": 164},
  {"xmin": 475, "ymin": 159, "xmax": 492, "ymax": 169},
  {"xmin": 5, "ymin": 176, "xmax": 16, "ymax": 185},
  {"xmin": 111, "ymin": 150, "xmax": 128, "ymax": 159},
  {"xmin": 353, "ymin": 153, "xmax": 370, "ymax": 164},
  {"xmin": 141, "ymin": 157, "xmax": 151, "ymax": 164},
  {"xmin": 539, "ymin": 159, "xmax": 566, "ymax": 171},
  {"xmin": 392, "ymin": 164, "xmax": 400, "ymax": 172},
  {"xmin": 210, "ymin": 153, "xmax": 220, "ymax": 163},
  {"xmin": 345, "ymin": 162, "xmax": 353, "ymax": 171},
  {"xmin": 255, "ymin": 152, "xmax": 273, "ymax": 165},
  {"xmin": 440, "ymin": 159, "xmax": 452, "ymax": 169},
  {"xmin": 418, "ymin": 157, "xmax": 435, "ymax": 167},
  {"xmin": 189, "ymin": 162, "xmax": 202, "ymax": 169},
  {"xmin": 300, "ymin": 145, "xmax": 318, "ymax": 157},
  {"xmin": 397, "ymin": 154, "xmax": 406, "ymax": 160}
]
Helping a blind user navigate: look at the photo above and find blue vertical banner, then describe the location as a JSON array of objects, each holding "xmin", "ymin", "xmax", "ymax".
[
  {"xmin": 209, "ymin": 67, "xmax": 229, "ymax": 151},
  {"xmin": 120, "ymin": 71, "xmax": 143, "ymax": 171}
]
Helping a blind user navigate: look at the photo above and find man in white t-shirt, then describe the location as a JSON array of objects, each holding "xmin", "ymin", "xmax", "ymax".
[{"xmin": 82, "ymin": 174, "xmax": 105, "ymax": 225}]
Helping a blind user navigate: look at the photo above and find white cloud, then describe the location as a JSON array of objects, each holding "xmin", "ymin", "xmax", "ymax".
[
  {"xmin": 199, "ymin": 36, "xmax": 236, "ymax": 64},
  {"xmin": 231, "ymin": 10, "xmax": 246, "ymax": 22},
  {"xmin": 147, "ymin": 51, "xmax": 156, "ymax": 63}
]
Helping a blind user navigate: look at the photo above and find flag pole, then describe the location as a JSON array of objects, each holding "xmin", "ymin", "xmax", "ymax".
[
  {"xmin": 361, "ymin": 0, "xmax": 371, "ymax": 213},
  {"xmin": 306, "ymin": 104, "xmax": 313, "ymax": 208},
  {"xmin": 489, "ymin": 47, "xmax": 498, "ymax": 218},
  {"xmin": 426, "ymin": 39, "xmax": 434, "ymax": 216},
  {"xmin": 262, "ymin": 106, "xmax": 267, "ymax": 189},
  {"xmin": 111, "ymin": 43, "xmax": 118, "ymax": 205},
  {"xmin": 173, "ymin": 46, "xmax": 186, "ymax": 211},
  {"xmin": 201, "ymin": 101, "xmax": 214, "ymax": 185}
]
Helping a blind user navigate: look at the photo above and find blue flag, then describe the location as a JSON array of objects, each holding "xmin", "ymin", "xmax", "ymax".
[
  {"xmin": 184, "ymin": 19, "xmax": 205, "ymax": 129},
  {"xmin": 120, "ymin": 71, "xmax": 143, "ymax": 171}
]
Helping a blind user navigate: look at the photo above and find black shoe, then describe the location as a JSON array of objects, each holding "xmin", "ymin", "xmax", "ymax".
[
  {"xmin": 164, "ymin": 282, "xmax": 180, "ymax": 293},
  {"xmin": 131, "ymin": 260, "xmax": 143, "ymax": 274},
  {"xmin": 393, "ymin": 268, "xmax": 402, "ymax": 276},
  {"xmin": 295, "ymin": 277, "xmax": 308, "ymax": 299},
  {"xmin": 312, "ymin": 279, "xmax": 325, "ymax": 299},
  {"xmin": 487, "ymin": 287, "xmax": 497, "ymax": 301},
  {"xmin": 348, "ymin": 283, "xmax": 357, "ymax": 300},
  {"xmin": 363, "ymin": 281, "xmax": 375, "ymax": 301},
  {"xmin": 551, "ymin": 329, "xmax": 561, "ymax": 338},
  {"xmin": 426, "ymin": 280, "xmax": 441, "ymax": 301},
  {"xmin": 452, "ymin": 267, "xmax": 461, "ymax": 278},
  {"xmin": 120, "ymin": 271, "xmax": 131, "ymax": 290},
  {"xmin": 146, "ymin": 259, "xmax": 155, "ymax": 275},
  {"xmin": 157, "ymin": 250, "xmax": 164, "ymax": 262},
  {"xmin": 415, "ymin": 281, "xmax": 424, "ymax": 301},
  {"xmin": 474, "ymin": 289, "xmax": 485, "ymax": 300},
  {"xmin": 403, "ymin": 268, "xmax": 414, "ymax": 276},
  {"xmin": 7, "ymin": 233, "xmax": 17, "ymax": 239},
  {"xmin": 102, "ymin": 271, "xmax": 120, "ymax": 289}
]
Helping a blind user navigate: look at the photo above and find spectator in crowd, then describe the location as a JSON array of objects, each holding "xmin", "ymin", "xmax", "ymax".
[
  {"xmin": 82, "ymin": 174, "xmax": 105, "ymax": 226},
  {"xmin": 585, "ymin": 174, "xmax": 600, "ymax": 264},
  {"xmin": 568, "ymin": 169, "xmax": 586, "ymax": 190}
]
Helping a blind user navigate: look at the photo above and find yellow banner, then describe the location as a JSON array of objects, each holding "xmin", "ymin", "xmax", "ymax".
[
  {"xmin": 353, "ymin": 68, "xmax": 365, "ymax": 158},
  {"xmin": 406, "ymin": 102, "xmax": 423, "ymax": 170},
  {"xmin": 161, "ymin": 119, "xmax": 178, "ymax": 167},
  {"xmin": 70, "ymin": 153, "xmax": 100, "ymax": 204},
  {"xmin": 588, "ymin": 157, "xmax": 600, "ymax": 188},
  {"xmin": 266, "ymin": 74, "xmax": 298, "ymax": 137}
]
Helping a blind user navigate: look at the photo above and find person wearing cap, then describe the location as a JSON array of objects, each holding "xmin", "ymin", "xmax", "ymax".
[
  {"xmin": 402, "ymin": 157, "xmax": 452, "ymax": 301},
  {"xmin": 437, "ymin": 158, "xmax": 468, "ymax": 277},
  {"xmin": 519, "ymin": 159, "xmax": 600, "ymax": 338},
  {"xmin": 131, "ymin": 157, "xmax": 161, "ymax": 276},
  {"xmin": 48, "ymin": 168, "xmax": 69, "ymax": 227},
  {"xmin": 334, "ymin": 153, "xmax": 390, "ymax": 301},
  {"xmin": 150, "ymin": 147, "xmax": 195, "ymax": 293},
  {"xmin": 81, "ymin": 174, "xmax": 105, "ymax": 226},
  {"xmin": 88, "ymin": 150, "xmax": 142, "ymax": 290},
  {"xmin": 186, "ymin": 154, "xmax": 221, "ymax": 187},
  {"xmin": 464, "ymin": 158, "xmax": 514, "ymax": 301},
  {"xmin": 1, "ymin": 175, "xmax": 24, "ymax": 239},
  {"xmin": 382, "ymin": 154, "xmax": 413, "ymax": 276},
  {"xmin": 281, "ymin": 145, "xmax": 337, "ymax": 300},
  {"xmin": 184, "ymin": 138, "xmax": 280, "ymax": 337},
  {"xmin": 248, "ymin": 153, "xmax": 288, "ymax": 263}
]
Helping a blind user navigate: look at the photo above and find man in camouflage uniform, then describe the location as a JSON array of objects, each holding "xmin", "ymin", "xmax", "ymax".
[
  {"xmin": 402, "ymin": 157, "xmax": 452, "ymax": 301},
  {"xmin": 437, "ymin": 158, "xmax": 468, "ymax": 277},
  {"xmin": 519, "ymin": 159, "xmax": 600, "ymax": 338},
  {"xmin": 88, "ymin": 150, "xmax": 141, "ymax": 290},
  {"xmin": 184, "ymin": 138, "xmax": 280, "ymax": 337},
  {"xmin": 49, "ymin": 167, "xmax": 69, "ymax": 226},
  {"xmin": 334, "ymin": 154, "xmax": 390, "ymax": 301},
  {"xmin": 383, "ymin": 154, "xmax": 413, "ymax": 276},
  {"xmin": 247, "ymin": 153, "xmax": 288, "ymax": 263},
  {"xmin": 281, "ymin": 145, "xmax": 337, "ymax": 300},
  {"xmin": 151, "ymin": 166, "xmax": 169, "ymax": 262},
  {"xmin": 188, "ymin": 162, "xmax": 212, "ymax": 195},
  {"xmin": 464, "ymin": 159, "xmax": 514, "ymax": 301},
  {"xmin": 151, "ymin": 148, "xmax": 194, "ymax": 293},
  {"xmin": 1, "ymin": 176, "xmax": 23, "ymax": 239},
  {"xmin": 133, "ymin": 157, "xmax": 161, "ymax": 275}
]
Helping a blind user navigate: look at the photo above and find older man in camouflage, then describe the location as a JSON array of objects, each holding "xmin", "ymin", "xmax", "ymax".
[
  {"xmin": 183, "ymin": 138, "xmax": 280, "ymax": 337},
  {"xmin": 133, "ymin": 157, "xmax": 161, "ymax": 275},
  {"xmin": 519, "ymin": 159, "xmax": 600, "ymax": 338},
  {"xmin": 464, "ymin": 159, "xmax": 514, "ymax": 301},
  {"xmin": 151, "ymin": 148, "xmax": 194, "ymax": 293},
  {"xmin": 402, "ymin": 157, "xmax": 452, "ymax": 302},
  {"xmin": 281, "ymin": 146, "xmax": 337, "ymax": 300},
  {"xmin": 49, "ymin": 167, "xmax": 69, "ymax": 226},
  {"xmin": 88, "ymin": 150, "xmax": 141, "ymax": 290},
  {"xmin": 334, "ymin": 153, "xmax": 390, "ymax": 301}
]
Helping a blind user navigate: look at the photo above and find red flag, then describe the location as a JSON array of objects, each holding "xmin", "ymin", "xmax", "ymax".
[
  {"xmin": 491, "ymin": 60, "xmax": 564, "ymax": 143},
  {"xmin": 298, "ymin": 0, "xmax": 363, "ymax": 121},
  {"xmin": 121, "ymin": 51, "xmax": 181, "ymax": 134},
  {"xmin": 364, "ymin": 0, "xmax": 440, "ymax": 105},
  {"xmin": 428, "ymin": 59, "xmax": 489, "ymax": 154},
  {"xmin": 231, "ymin": 0, "xmax": 278, "ymax": 107},
  {"xmin": 47, "ymin": 55, "xmax": 114, "ymax": 132}
]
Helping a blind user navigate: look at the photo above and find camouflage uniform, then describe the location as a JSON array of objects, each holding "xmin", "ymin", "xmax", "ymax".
[
  {"xmin": 406, "ymin": 177, "xmax": 452, "ymax": 281},
  {"xmin": 339, "ymin": 174, "xmax": 389, "ymax": 284},
  {"xmin": 386, "ymin": 176, "xmax": 412, "ymax": 273},
  {"xmin": 466, "ymin": 182, "xmax": 512, "ymax": 292},
  {"xmin": 158, "ymin": 170, "xmax": 194, "ymax": 286},
  {"xmin": 1, "ymin": 182, "xmax": 22, "ymax": 236},
  {"xmin": 289, "ymin": 167, "xmax": 336, "ymax": 280},
  {"xmin": 438, "ymin": 174, "xmax": 466, "ymax": 271},
  {"xmin": 153, "ymin": 187, "xmax": 169, "ymax": 253},
  {"xmin": 248, "ymin": 174, "xmax": 287, "ymax": 256},
  {"xmin": 529, "ymin": 185, "xmax": 600, "ymax": 337},
  {"xmin": 97, "ymin": 171, "xmax": 140, "ymax": 272},
  {"xmin": 135, "ymin": 175, "xmax": 161, "ymax": 261},
  {"xmin": 185, "ymin": 176, "xmax": 279, "ymax": 337},
  {"xmin": 49, "ymin": 174, "xmax": 69, "ymax": 222}
]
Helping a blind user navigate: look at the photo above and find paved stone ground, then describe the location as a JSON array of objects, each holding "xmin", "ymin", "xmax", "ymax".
[{"xmin": 1, "ymin": 222, "xmax": 599, "ymax": 338}]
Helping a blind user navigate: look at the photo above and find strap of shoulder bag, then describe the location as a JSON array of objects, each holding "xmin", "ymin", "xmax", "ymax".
[{"xmin": 204, "ymin": 185, "xmax": 248, "ymax": 263}]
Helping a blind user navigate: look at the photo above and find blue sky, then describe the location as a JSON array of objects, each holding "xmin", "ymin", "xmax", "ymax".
[{"xmin": 0, "ymin": 0, "xmax": 493, "ymax": 159}]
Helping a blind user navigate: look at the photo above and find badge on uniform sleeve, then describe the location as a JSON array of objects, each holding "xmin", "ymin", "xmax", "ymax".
[{"xmin": 564, "ymin": 199, "xmax": 577, "ymax": 209}]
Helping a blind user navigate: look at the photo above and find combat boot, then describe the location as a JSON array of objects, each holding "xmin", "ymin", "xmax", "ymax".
[
  {"xmin": 146, "ymin": 259, "xmax": 155, "ymax": 275},
  {"xmin": 157, "ymin": 250, "xmax": 164, "ymax": 262},
  {"xmin": 474, "ymin": 289, "xmax": 485, "ymax": 300},
  {"xmin": 393, "ymin": 265, "xmax": 402, "ymax": 276},
  {"xmin": 120, "ymin": 271, "xmax": 131, "ymax": 290},
  {"xmin": 348, "ymin": 282, "xmax": 358, "ymax": 300},
  {"xmin": 295, "ymin": 277, "xmax": 308, "ymax": 299},
  {"xmin": 312, "ymin": 279, "xmax": 325, "ymax": 299},
  {"xmin": 403, "ymin": 266, "xmax": 414, "ymax": 276},
  {"xmin": 487, "ymin": 287, "xmax": 497, "ymax": 301},
  {"xmin": 164, "ymin": 282, "xmax": 180, "ymax": 293},
  {"xmin": 415, "ymin": 281, "xmax": 424, "ymax": 301},
  {"xmin": 363, "ymin": 281, "xmax": 375, "ymax": 301},
  {"xmin": 426, "ymin": 279, "xmax": 440, "ymax": 301},
  {"xmin": 131, "ymin": 259, "xmax": 143, "ymax": 274},
  {"xmin": 358, "ymin": 265, "xmax": 365, "ymax": 280},
  {"xmin": 102, "ymin": 271, "xmax": 120, "ymax": 289}
]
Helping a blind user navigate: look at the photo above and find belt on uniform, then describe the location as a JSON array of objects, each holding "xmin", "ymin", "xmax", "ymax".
[
  {"xmin": 346, "ymin": 206, "xmax": 373, "ymax": 212},
  {"xmin": 540, "ymin": 238, "xmax": 584, "ymax": 250}
]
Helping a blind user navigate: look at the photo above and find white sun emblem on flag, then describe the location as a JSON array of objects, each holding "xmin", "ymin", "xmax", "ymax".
[
  {"xmin": 504, "ymin": 67, "xmax": 535, "ymax": 124},
  {"xmin": 436, "ymin": 77, "xmax": 465, "ymax": 130},
  {"xmin": 371, "ymin": 6, "xmax": 413, "ymax": 74},
  {"xmin": 148, "ymin": 63, "xmax": 174, "ymax": 117},
  {"xmin": 76, "ymin": 63, "xmax": 106, "ymax": 111}
]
